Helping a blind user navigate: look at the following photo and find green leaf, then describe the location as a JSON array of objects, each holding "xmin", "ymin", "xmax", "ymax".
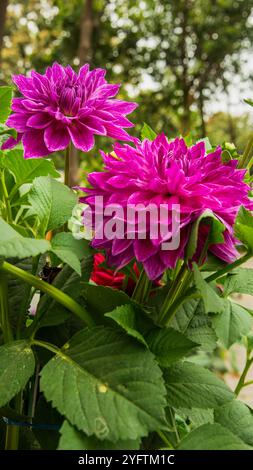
[
  {"xmin": 193, "ymin": 264, "xmax": 224, "ymax": 313},
  {"xmin": 0, "ymin": 86, "xmax": 12, "ymax": 123},
  {"xmin": 27, "ymin": 176, "xmax": 77, "ymax": 235},
  {"xmin": 58, "ymin": 420, "xmax": 140, "ymax": 450},
  {"xmin": 164, "ymin": 361, "xmax": 234, "ymax": 409},
  {"xmin": 33, "ymin": 257, "xmax": 93, "ymax": 329},
  {"xmin": 82, "ymin": 284, "xmax": 131, "ymax": 323},
  {"xmin": 244, "ymin": 98, "xmax": 253, "ymax": 107},
  {"xmin": 105, "ymin": 304, "xmax": 147, "ymax": 346},
  {"xmin": 141, "ymin": 123, "xmax": 157, "ymax": 141},
  {"xmin": 0, "ymin": 217, "xmax": 50, "ymax": 258},
  {"xmin": 0, "ymin": 123, "xmax": 17, "ymax": 138},
  {"xmin": 40, "ymin": 327, "xmax": 167, "ymax": 441},
  {"xmin": 0, "ymin": 341, "xmax": 35, "ymax": 407},
  {"xmin": 224, "ymin": 268, "xmax": 253, "ymax": 296},
  {"xmin": 234, "ymin": 206, "xmax": 253, "ymax": 252},
  {"xmin": 1, "ymin": 149, "xmax": 59, "ymax": 186},
  {"xmin": 178, "ymin": 408, "xmax": 214, "ymax": 427},
  {"xmin": 146, "ymin": 328, "xmax": 198, "ymax": 366},
  {"xmin": 186, "ymin": 210, "xmax": 224, "ymax": 260},
  {"xmin": 178, "ymin": 423, "xmax": 252, "ymax": 450},
  {"xmin": 7, "ymin": 258, "xmax": 32, "ymax": 331},
  {"xmin": 214, "ymin": 400, "xmax": 253, "ymax": 446},
  {"xmin": 51, "ymin": 233, "xmax": 91, "ymax": 276},
  {"xmin": 212, "ymin": 299, "xmax": 252, "ymax": 348},
  {"xmin": 172, "ymin": 299, "xmax": 217, "ymax": 352}
]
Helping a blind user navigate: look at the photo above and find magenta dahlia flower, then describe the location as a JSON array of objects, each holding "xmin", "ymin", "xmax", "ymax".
[
  {"xmin": 80, "ymin": 134, "xmax": 253, "ymax": 280},
  {"xmin": 2, "ymin": 63, "xmax": 137, "ymax": 158}
]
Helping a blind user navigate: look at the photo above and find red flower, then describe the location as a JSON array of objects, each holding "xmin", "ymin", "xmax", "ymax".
[{"xmin": 91, "ymin": 253, "xmax": 138, "ymax": 293}]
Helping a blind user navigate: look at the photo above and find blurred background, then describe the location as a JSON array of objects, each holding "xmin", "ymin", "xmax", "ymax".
[{"xmin": 0, "ymin": 0, "xmax": 253, "ymax": 172}]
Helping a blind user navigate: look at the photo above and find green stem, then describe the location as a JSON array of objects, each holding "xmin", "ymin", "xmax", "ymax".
[
  {"xmin": 0, "ymin": 272, "xmax": 13, "ymax": 343},
  {"xmin": 31, "ymin": 338, "xmax": 60, "ymax": 355},
  {"xmin": 64, "ymin": 144, "xmax": 71, "ymax": 187},
  {"xmin": 0, "ymin": 169, "xmax": 12, "ymax": 222},
  {"xmin": 234, "ymin": 356, "xmax": 253, "ymax": 396},
  {"xmin": 131, "ymin": 268, "xmax": 152, "ymax": 303},
  {"xmin": 156, "ymin": 429, "xmax": 174, "ymax": 449},
  {"xmin": 238, "ymin": 134, "xmax": 253, "ymax": 169},
  {"xmin": 0, "ymin": 261, "xmax": 95, "ymax": 330},
  {"xmin": 158, "ymin": 264, "xmax": 192, "ymax": 326},
  {"xmin": 5, "ymin": 392, "xmax": 22, "ymax": 450},
  {"xmin": 205, "ymin": 252, "xmax": 252, "ymax": 284}
]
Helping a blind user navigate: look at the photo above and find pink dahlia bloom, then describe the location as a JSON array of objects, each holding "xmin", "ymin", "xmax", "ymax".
[
  {"xmin": 80, "ymin": 134, "xmax": 253, "ymax": 280},
  {"xmin": 2, "ymin": 63, "xmax": 137, "ymax": 158}
]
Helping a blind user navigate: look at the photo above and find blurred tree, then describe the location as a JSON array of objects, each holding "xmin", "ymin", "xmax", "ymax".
[
  {"xmin": 1, "ymin": 0, "xmax": 253, "ymax": 177},
  {"xmin": 0, "ymin": 0, "xmax": 8, "ymax": 63},
  {"xmin": 206, "ymin": 112, "xmax": 253, "ymax": 153}
]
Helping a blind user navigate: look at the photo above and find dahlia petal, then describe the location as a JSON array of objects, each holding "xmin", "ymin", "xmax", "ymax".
[
  {"xmin": 105, "ymin": 123, "xmax": 135, "ymax": 141},
  {"xmin": 6, "ymin": 113, "xmax": 29, "ymax": 132},
  {"xmin": 22, "ymin": 130, "xmax": 50, "ymax": 158},
  {"xmin": 1, "ymin": 133, "xmax": 22, "ymax": 150},
  {"xmin": 68, "ymin": 123, "xmax": 94, "ymax": 152},
  {"xmin": 44, "ymin": 123, "xmax": 70, "ymax": 151},
  {"xmin": 103, "ymin": 99, "xmax": 138, "ymax": 115},
  {"xmin": 27, "ymin": 113, "xmax": 53, "ymax": 129},
  {"xmin": 143, "ymin": 255, "xmax": 166, "ymax": 281}
]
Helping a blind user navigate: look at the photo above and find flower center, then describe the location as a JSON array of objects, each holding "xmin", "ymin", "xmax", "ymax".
[{"xmin": 59, "ymin": 85, "xmax": 77, "ymax": 116}]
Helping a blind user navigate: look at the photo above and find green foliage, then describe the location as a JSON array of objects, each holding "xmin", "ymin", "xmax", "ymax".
[
  {"xmin": 178, "ymin": 423, "xmax": 252, "ymax": 450},
  {"xmin": 40, "ymin": 327, "xmax": 167, "ymax": 441},
  {"xmin": 51, "ymin": 233, "xmax": 91, "ymax": 276},
  {"xmin": 141, "ymin": 123, "xmax": 157, "ymax": 141},
  {"xmin": 0, "ymin": 216, "xmax": 50, "ymax": 258},
  {"xmin": 146, "ymin": 328, "xmax": 198, "ymax": 366},
  {"xmin": 164, "ymin": 361, "xmax": 234, "ymax": 409},
  {"xmin": 58, "ymin": 420, "xmax": 140, "ymax": 450},
  {"xmin": 186, "ymin": 211, "xmax": 224, "ymax": 260},
  {"xmin": 27, "ymin": 176, "xmax": 77, "ymax": 236},
  {"xmin": 0, "ymin": 87, "xmax": 12, "ymax": 123},
  {"xmin": 193, "ymin": 264, "xmax": 224, "ymax": 313},
  {"xmin": 214, "ymin": 400, "xmax": 253, "ymax": 447},
  {"xmin": 223, "ymin": 268, "xmax": 253, "ymax": 296},
  {"xmin": 234, "ymin": 206, "xmax": 253, "ymax": 253},
  {"xmin": 105, "ymin": 304, "xmax": 148, "ymax": 346},
  {"xmin": 212, "ymin": 300, "xmax": 253, "ymax": 348},
  {"xmin": 0, "ymin": 341, "xmax": 35, "ymax": 407}
]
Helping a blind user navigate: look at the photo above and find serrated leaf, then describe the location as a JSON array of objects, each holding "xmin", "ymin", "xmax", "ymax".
[
  {"xmin": 234, "ymin": 206, "xmax": 253, "ymax": 252},
  {"xmin": 1, "ymin": 149, "xmax": 59, "ymax": 186},
  {"xmin": 178, "ymin": 423, "xmax": 252, "ymax": 450},
  {"xmin": 141, "ymin": 123, "xmax": 157, "ymax": 141},
  {"xmin": 186, "ymin": 210, "xmax": 224, "ymax": 260},
  {"xmin": 177, "ymin": 408, "xmax": 214, "ymax": 427},
  {"xmin": 193, "ymin": 264, "xmax": 224, "ymax": 313},
  {"xmin": 105, "ymin": 304, "xmax": 147, "ymax": 346},
  {"xmin": 164, "ymin": 361, "xmax": 234, "ymax": 409},
  {"xmin": 0, "ymin": 86, "xmax": 12, "ymax": 123},
  {"xmin": 51, "ymin": 233, "xmax": 91, "ymax": 276},
  {"xmin": 58, "ymin": 420, "xmax": 140, "ymax": 450},
  {"xmin": 28, "ymin": 176, "xmax": 77, "ymax": 235},
  {"xmin": 0, "ymin": 217, "xmax": 50, "ymax": 258},
  {"xmin": 214, "ymin": 400, "xmax": 253, "ymax": 446},
  {"xmin": 146, "ymin": 328, "xmax": 198, "ymax": 366},
  {"xmin": 40, "ymin": 327, "xmax": 167, "ymax": 441},
  {"xmin": 172, "ymin": 298, "xmax": 217, "ymax": 352},
  {"xmin": 0, "ymin": 341, "xmax": 35, "ymax": 407},
  {"xmin": 82, "ymin": 284, "xmax": 131, "ymax": 323},
  {"xmin": 212, "ymin": 299, "xmax": 252, "ymax": 348},
  {"xmin": 224, "ymin": 268, "xmax": 253, "ymax": 296}
]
